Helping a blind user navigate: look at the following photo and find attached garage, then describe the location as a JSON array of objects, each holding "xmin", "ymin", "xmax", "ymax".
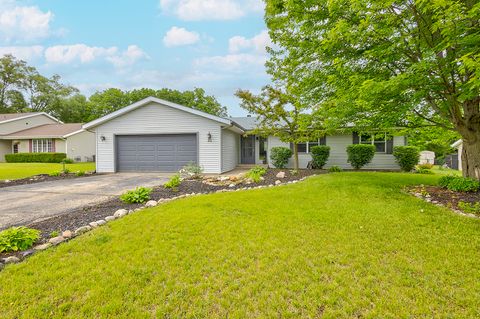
[
  {"xmin": 116, "ymin": 134, "xmax": 197, "ymax": 172},
  {"xmin": 83, "ymin": 97, "xmax": 244, "ymax": 174}
]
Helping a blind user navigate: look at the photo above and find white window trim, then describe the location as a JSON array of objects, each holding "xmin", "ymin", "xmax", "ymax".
[
  {"xmin": 359, "ymin": 133, "xmax": 387, "ymax": 153},
  {"xmin": 32, "ymin": 139, "xmax": 53, "ymax": 153},
  {"xmin": 298, "ymin": 139, "xmax": 323, "ymax": 154}
]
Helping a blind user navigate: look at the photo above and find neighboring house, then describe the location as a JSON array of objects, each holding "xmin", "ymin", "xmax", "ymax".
[
  {"xmin": 451, "ymin": 139, "xmax": 462, "ymax": 171},
  {"xmin": 0, "ymin": 112, "xmax": 95, "ymax": 162},
  {"xmin": 419, "ymin": 150, "xmax": 435, "ymax": 164},
  {"xmin": 84, "ymin": 97, "xmax": 407, "ymax": 174}
]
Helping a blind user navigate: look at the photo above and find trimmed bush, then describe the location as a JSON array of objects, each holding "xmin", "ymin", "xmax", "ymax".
[
  {"xmin": 310, "ymin": 145, "xmax": 330, "ymax": 169},
  {"xmin": 120, "ymin": 187, "xmax": 153, "ymax": 203},
  {"xmin": 5, "ymin": 152, "xmax": 66, "ymax": 163},
  {"xmin": 0, "ymin": 226, "xmax": 40, "ymax": 253},
  {"xmin": 393, "ymin": 146, "xmax": 420, "ymax": 172},
  {"xmin": 439, "ymin": 175, "xmax": 480, "ymax": 192},
  {"xmin": 346, "ymin": 144, "xmax": 375, "ymax": 169},
  {"xmin": 270, "ymin": 147, "xmax": 292, "ymax": 169},
  {"xmin": 328, "ymin": 165, "xmax": 343, "ymax": 173}
]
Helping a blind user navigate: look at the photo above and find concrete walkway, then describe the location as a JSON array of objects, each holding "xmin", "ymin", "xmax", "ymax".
[{"xmin": 0, "ymin": 173, "xmax": 170, "ymax": 229}]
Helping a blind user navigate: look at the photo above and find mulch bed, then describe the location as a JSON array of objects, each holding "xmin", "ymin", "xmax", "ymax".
[
  {"xmin": 0, "ymin": 172, "xmax": 96, "ymax": 188},
  {"xmin": 0, "ymin": 169, "xmax": 324, "ymax": 261}
]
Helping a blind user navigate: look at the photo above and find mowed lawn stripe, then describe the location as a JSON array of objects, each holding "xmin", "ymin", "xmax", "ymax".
[
  {"xmin": 0, "ymin": 173, "xmax": 479, "ymax": 318},
  {"xmin": 0, "ymin": 162, "xmax": 96, "ymax": 180}
]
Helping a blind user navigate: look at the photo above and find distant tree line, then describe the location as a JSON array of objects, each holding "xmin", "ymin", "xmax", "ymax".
[{"xmin": 0, "ymin": 54, "xmax": 227, "ymax": 123}]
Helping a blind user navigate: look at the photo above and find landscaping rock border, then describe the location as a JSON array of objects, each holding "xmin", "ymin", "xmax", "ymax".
[{"xmin": 0, "ymin": 171, "xmax": 96, "ymax": 188}]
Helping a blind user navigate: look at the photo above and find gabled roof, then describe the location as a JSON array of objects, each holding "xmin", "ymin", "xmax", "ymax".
[
  {"xmin": 2, "ymin": 123, "xmax": 84, "ymax": 139},
  {"xmin": 230, "ymin": 116, "xmax": 258, "ymax": 131},
  {"xmin": 0, "ymin": 112, "xmax": 62, "ymax": 125},
  {"xmin": 83, "ymin": 97, "xmax": 242, "ymax": 131}
]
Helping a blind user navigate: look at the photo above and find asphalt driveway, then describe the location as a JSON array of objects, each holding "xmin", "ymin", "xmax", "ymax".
[{"xmin": 0, "ymin": 173, "xmax": 170, "ymax": 229}]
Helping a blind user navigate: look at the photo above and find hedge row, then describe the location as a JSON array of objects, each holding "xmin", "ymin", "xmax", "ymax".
[{"xmin": 5, "ymin": 152, "xmax": 67, "ymax": 163}]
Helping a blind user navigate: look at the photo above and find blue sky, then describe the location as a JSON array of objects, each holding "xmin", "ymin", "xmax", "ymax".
[{"xmin": 0, "ymin": 0, "xmax": 271, "ymax": 116}]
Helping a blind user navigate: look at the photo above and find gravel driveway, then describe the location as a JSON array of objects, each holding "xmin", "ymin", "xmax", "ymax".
[{"xmin": 0, "ymin": 173, "xmax": 170, "ymax": 229}]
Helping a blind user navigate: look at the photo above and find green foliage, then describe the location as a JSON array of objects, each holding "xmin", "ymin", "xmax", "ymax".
[
  {"xmin": 75, "ymin": 171, "xmax": 85, "ymax": 177},
  {"xmin": 458, "ymin": 202, "xmax": 480, "ymax": 215},
  {"xmin": 407, "ymin": 127, "xmax": 459, "ymax": 161},
  {"xmin": 310, "ymin": 145, "xmax": 330, "ymax": 169},
  {"xmin": 416, "ymin": 168, "xmax": 433, "ymax": 175},
  {"xmin": 49, "ymin": 231, "xmax": 60, "ymax": 238},
  {"xmin": 439, "ymin": 175, "xmax": 480, "ymax": 192},
  {"xmin": 270, "ymin": 146, "xmax": 292, "ymax": 169},
  {"xmin": 164, "ymin": 174, "xmax": 181, "ymax": 189},
  {"xmin": 329, "ymin": 165, "xmax": 343, "ymax": 173},
  {"xmin": 62, "ymin": 158, "xmax": 74, "ymax": 164},
  {"xmin": 5, "ymin": 153, "xmax": 67, "ymax": 163},
  {"xmin": 120, "ymin": 187, "xmax": 153, "ymax": 204},
  {"xmin": 393, "ymin": 146, "xmax": 420, "ymax": 172},
  {"xmin": 62, "ymin": 168, "xmax": 70, "ymax": 174},
  {"xmin": 179, "ymin": 162, "xmax": 203, "ymax": 180},
  {"xmin": 245, "ymin": 166, "xmax": 267, "ymax": 183},
  {"xmin": 346, "ymin": 145, "xmax": 375, "ymax": 169},
  {"xmin": 417, "ymin": 163, "xmax": 434, "ymax": 169},
  {"xmin": 0, "ymin": 226, "xmax": 40, "ymax": 253},
  {"xmin": 49, "ymin": 171, "xmax": 61, "ymax": 177}
]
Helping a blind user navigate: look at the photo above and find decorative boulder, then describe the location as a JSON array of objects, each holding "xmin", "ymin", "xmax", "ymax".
[
  {"xmin": 145, "ymin": 200, "xmax": 158, "ymax": 207},
  {"xmin": 114, "ymin": 209, "xmax": 128, "ymax": 218},
  {"xmin": 49, "ymin": 236, "xmax": 65, "ymax": 245},
  {"xmin": 275, "ymin": 180, "xmax": 282, "ymax": 185},
  {"xmin": 62, "ymin": 230, "xmax": 73, "ymax": 238},
  {"xmin": 89, "ymin": 222, "xmax": 99, "ymax": 228},
  {"xmin": 276, "ymin": 171, "xmax": 286, "ymax": 178},
  {"xmin": 105, "ymin": 216, "xmax": 115, "ymax": 222},
  {"xmin": 34, "ymin": 243, "xmax": 52, "ymax": 250},
  {"xmin": 96, "ymin": 220, "xmax": 106, "ymax": 226},
  {"xmin": 3, "ymin": 256, "xmax": 20, "ymax": 264},
  {"xmin": 75, "ymin": 225, "xmax": 92, "ymax": 235}
]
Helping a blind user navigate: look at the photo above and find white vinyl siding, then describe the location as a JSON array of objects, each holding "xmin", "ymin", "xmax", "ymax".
[
  {"xmin": 267, "ymin": 135, "xmax": 405, "ymax": 169},
  {"xmin": 0, "ymin": 114, "xmax": 57, "ymax": 135},
  {"xmin": 66, "ymin": 131, "xmax": 95, "ymax": 162},
  {"xmin": 94, "ymin": 102, "xmax": 223, "ymax": 173},
  {"xmin": 221, "ymin": 129, "xmax": 239, "ymax": 173}
]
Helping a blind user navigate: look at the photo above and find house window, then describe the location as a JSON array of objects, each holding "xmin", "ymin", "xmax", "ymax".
[
  {"xmin": 32, "ymin": 139, "xmax": 53, "ymax": 153},
  {"xmin": 13, "ymin": 143, "xmax": 19, "ymax": 154},
  {"xmin": 297, "ymin": 139, "xmax": 325, "ymax": 153},
  {"xmin": 360, "ymin": 133, "xmax": 388, "ymax": 153}
]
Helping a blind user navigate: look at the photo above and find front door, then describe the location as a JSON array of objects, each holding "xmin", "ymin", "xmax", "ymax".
[{"xmin": 241, "ymin": 135, "xmax": 255, "ymax": 164}]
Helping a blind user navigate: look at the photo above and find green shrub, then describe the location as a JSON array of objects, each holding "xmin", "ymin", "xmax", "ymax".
[
  {"xmin": 458, "ymin": 201, "xmax": 480, "ymax": 214},
  {"xmin": 179, "ymin": 162, "xmax": 203, "ymax": 179},
  {"xmin": 438, "ymin": 175, "xmax": 480, "ymax": 192},
  {"xmin": 75, "ymin": 171, "xmax": 85, "ymax": 177},
  {"xmin": 329, "ymin": 165, "xmax": 343, "ymax": 173},
  {"xmin": 49, "ymin": 171, "xmax": 61, "ymax": 177},
  {"xmin": 5, "ymin": 152, "xmax": 66, "ymax": 163},
  {"xmin": 416, "ymin": 168, "xmax": 434, "ymax": 174},
  {"xmin": 164, "ymin": 174, "xmax": 181, "ymax": 189},
  {"xmin": 120, "ymin": 187, "xmax": 153, "ymax": 203},
  {"xmin": 393, "ymin": 146, "xmax": 420, "ymax": 172},
  {"xmin": 346, "ymin": 144, "xmax": 375, "ymax": 169},
  {"xmin": 0, "ymin": 227, "xmax": 40, "ymax": 253},
  {"xmin": 417, "ymin": 163, "xmax": 434, "ymax": 169},
  {"xmin": 62, "ymin": 168, "xmax": 70, "ymax": 174},
  {"xmin": 246, "ymin": 166, "xmax": 267, "ymax": 183},
  {"xmin": 310, "ymin": 145, "xmax": 330, "ymax": 169},
  {"xmin": 270, "ymin": 147, "xmax": 292, "ymax": 169},
  {"xmin": 49, "ymin": 230, "xmax": 60, "ymax": 238},
  {"xmin": 62, "ymin": 158, "xmax": 74, "ymax": 164}
]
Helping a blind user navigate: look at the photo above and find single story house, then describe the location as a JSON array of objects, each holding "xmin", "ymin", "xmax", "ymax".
[
  {"xmin": 83, "ymin": 97, "xmax": 407, "ymax": 174},
  {"xmin": 0, "ymin": 112, "xmax": 95, "ymax": 162}
]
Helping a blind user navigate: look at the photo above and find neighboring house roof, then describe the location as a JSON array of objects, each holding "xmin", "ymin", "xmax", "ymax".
[
  {"xmin": 83, "ymin": 96, "xmax": 245, "ymax": 132},
  {"xmin": 2, "ymin": 123, "xmax": 84, "ymax": 139},
  {"xmin": 451, "ymin": 139, "xmax": 462, "ymax": 148},
  {"xmin": 230, "ymin": 116, "xmax": 258, "ymax": 131},
  {"xmin": 0, "ymin": 112, "xmax": 62, "ymax": 124}
]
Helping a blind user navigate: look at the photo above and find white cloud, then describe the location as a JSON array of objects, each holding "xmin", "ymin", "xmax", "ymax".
[
  {"xmin": 194, "ymin": 53, "xmax": 266, "ymax": 72},
  {"xmin": 163, "ymin": 27, "xmax": 200, "ymax": 47},
  {"xmin": 0, "ymin": 1, "xmax": 53, "ymax": 42},
  {"xmin": 160, "ymin": 0, "xmax": 263, "ymax": 21},
  {"xmin": 229, "ymin": 30, "xmax": 271, "ymax": 54},
  {"xmin": 0, "ymin": 45, "xmax": 44, "ymax": 60},
  {"xmin": 44, "ymin": 44, "xmax": 147, "ymax": 67}
]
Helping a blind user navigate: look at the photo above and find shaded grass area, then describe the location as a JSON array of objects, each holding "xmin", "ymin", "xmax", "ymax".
[
  {"xmin": 0, "ymin": 162, "xmax": 95, "ymax": 180},
  {"xmin": 1, "ymin": 172, "xmax": 479, "ymax": 318}
]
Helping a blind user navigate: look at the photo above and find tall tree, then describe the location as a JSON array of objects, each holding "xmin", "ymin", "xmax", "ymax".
[
  {"xmin": 236, "ymin": 86, "xmax": 318, "ymax": 170},
  {"xmin": 0, "ymin": 55, "xmax": 29, "ymax": 112},
  {"xmin": 265, "ymin": 0, "xmax": 480, "ymax": 179}
]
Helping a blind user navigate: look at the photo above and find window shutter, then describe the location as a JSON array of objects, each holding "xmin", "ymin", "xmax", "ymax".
[
  {"xmin": 352, "ymin": 132, "xmax": 359, "ymax": 144},
  {"xmin": 320, "ymin": 136, "xmax": 327, "ymax": 145},
  {"xmin": 386, "ymin": 138, "xmax": 394, "ymax": 154}
]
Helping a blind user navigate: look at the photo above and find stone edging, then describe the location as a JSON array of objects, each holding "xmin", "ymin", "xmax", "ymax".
[{"xmin": 410, "ymin": 191, "xmax": 480, "ymax": 219}]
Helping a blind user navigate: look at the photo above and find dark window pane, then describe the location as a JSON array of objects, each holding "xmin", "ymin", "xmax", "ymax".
[
  {"xmin": 375, "ymin": 142, "xmax": 385, "ymax": 152},
  {"xmin": 360, "ymin": 134, "xmax": 372, "ymax": 144},
  {"xmin": 297, "ymin": 143, "xmax": 307, "ymax": 153}
]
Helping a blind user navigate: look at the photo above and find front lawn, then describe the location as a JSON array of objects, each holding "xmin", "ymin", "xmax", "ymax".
[
  {"xmin": 1, "ymin": 172, "xmax": 479, "ymax": 317},
  {"xmin": 0, "ymin": 162, "xmax": 95, "ymax": 180}
]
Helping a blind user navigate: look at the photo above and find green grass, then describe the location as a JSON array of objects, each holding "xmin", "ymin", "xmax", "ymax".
[
  {"xmin": 0, "ymin": 162, "xmax": 95, "ymax": 180},
  {"xmin": 430, "ymin": 165, "xmax": 461, "ymax": 176},
  {"xmin": 1, "ymin": 172, "xmax": 479, "ymax": 318}
]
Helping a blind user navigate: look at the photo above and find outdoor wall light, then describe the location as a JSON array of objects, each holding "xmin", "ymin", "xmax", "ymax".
[
  {"xmin": 207, "ymin": 132, "xmax": 212, "ymax": 142},
  {"xmin": 100, "ymin": 135, "xmax": 106, "ymax": 142}
]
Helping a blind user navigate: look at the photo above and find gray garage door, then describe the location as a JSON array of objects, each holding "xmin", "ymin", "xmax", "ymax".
[{"xmin": 116, "ymin": 134, "xmax": 197, "ymax": 172}]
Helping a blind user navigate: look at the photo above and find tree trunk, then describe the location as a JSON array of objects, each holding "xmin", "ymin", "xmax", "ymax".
[
  {"xmin": 293, "ymin": 143, "xmax": 299, "ymax": 171},
  {"xmin": 461, "ymin": 136, "xmax": 480, "ymax": 180}
]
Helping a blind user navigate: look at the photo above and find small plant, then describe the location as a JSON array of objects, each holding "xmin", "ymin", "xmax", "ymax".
[
  {"xmin": 164, "ymin": 174, "xmax": 181, "ymax": 189},
  {"xmin": 270, "ymin": 146, "xmax": 292, "ymax": 169},
  {"xmin": 416, "ymin": 168, "xmax": 433, "ymax": 174},
  {"xmin": 179, "ymin": 162, "xmax": 203, "ymax": 179},
  {"xmin": 310, "ymin": 145, "xmax": 330, "ymax": 169},
  {"xmin": 417, "ymin": 163, "xmax": 434, "ymax": 169},
  {"xmin": 458, "ymin": 201, "xmax": 480, "ymax": 214},
  {"xmin": 75, "ymin": 171, "xmax": 85, "ymax": 177},
  {"xmin": 439, "ymin": 175, "xmax": 480, "ymax": 192},
  {"xmin": 346, "ymin": 144, "xmax": 375, "ymax": 169},
  {"xmin": 328, "ymin": 165, "xmax": 343, "ymax": 173},
  {"xmin": 62, "ymin": 168, "xmax": 70, "ymax": 174},
  {"xmin": 289, "ymin": 169, "xmax": 299, "ymax": 175},
  {"xmin": 49, "ymin": 171, "xmax": 61, "ymax": 177},
  {"xmin": 120, "ymin": 187, "xmax": 153, "ymax": 203},
  {"xmin": 0, "ymin": 226, "xmax": 40, "ymax": 253},
  {"xmin": 418, "ymin": 185, "xmax": 430, "ymax": 197},
  {"xmin": 62, "ymin": 158, "xmax": 74, "ymax": 164},
  {"xmin": 246, "ymin": 166, "xmax": 267, "ymax": 183},
  {"xmin": 49, "ymin": 230, "xmax": 60, "ymax": 238},
  {"xmin": 393, "ymin": 146, "xmax": 420, "ymax": 172}
]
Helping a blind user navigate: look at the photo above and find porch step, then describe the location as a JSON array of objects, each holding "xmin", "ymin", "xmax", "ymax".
[{"xmin": 237, "ymin": 164, "xmax": 268, "ymax": 168}]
